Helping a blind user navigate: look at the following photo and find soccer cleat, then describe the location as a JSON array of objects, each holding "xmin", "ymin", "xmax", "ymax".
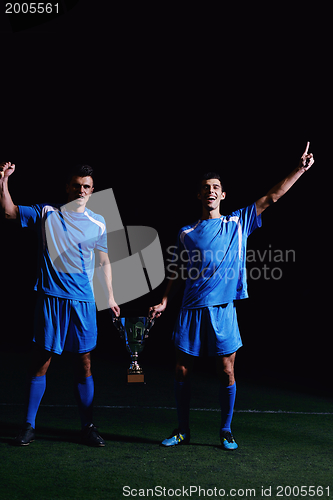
[
  {"xmin": 14, "ymin": 423, "xmax": 36, "ymax": 446},
  {"xmin": 161, "ymin": 429, "xmax": 190, "ymax": 447},
  {"xmin": 81, "ymin": 424, "xmax": 106, "ymax": 447},
  {"xmin": 220, "ymin": 430, "xmax": 238, "ymax": 450}
]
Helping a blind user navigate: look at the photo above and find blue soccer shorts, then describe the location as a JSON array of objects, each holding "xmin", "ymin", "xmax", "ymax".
[
  {"xmin": 33, "ymin": 294, "xmax": 98, "ymax": 355},
  {"xmin": 172, "ymin": 303, "xmax": 242, "ymax": 357}
]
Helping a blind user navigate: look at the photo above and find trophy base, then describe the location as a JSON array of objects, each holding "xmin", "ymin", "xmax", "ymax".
[{"xmin": 127, "ymin": 370, "xmax": 145, "ymax": 384}]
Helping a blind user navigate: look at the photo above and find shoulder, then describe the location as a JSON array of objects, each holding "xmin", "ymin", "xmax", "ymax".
[
  {"xmin": 19, "ymin": 203, "xmax": 59, "ymax": 218},
  {"xmin": 178, "ymin": 220, "xmax": 201, "ymax": 233},
  {"xmin": 85, "ymin": 208, "xmax": 106, "ymax": 223},
  {"xmin": 84, "ymin": 208, "xmax": 106, "ymax": 232},
  {"xmin": 226, "ymin": 203, "xmax": 261, "ymax": 233},
  {"xmin": 177, "ymin": 220, "xmax": 201, "ymax": 245},
  {"xmin": 18, "ymin": 202, "xmax": 60, "ymax": 229},
  {"xmin": 41, "ymin": 203, "xmax": 61, "ymax": 213}
]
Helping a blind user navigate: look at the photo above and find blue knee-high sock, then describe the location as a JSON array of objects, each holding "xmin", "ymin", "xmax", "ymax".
[
  {"xmin": 219, "ymin": 382, "xmax": 236, "ymax": 432},
  {"xmin": 174, "ymin": 379, "xmax": 191, "ymax": 434},
  {"xmin": 74, "ymin": 375, "xmax": 94, "ymax": 429},
  {"xmin": 25, "ymin": 375, "xmax": 46, "ymax": 429}
]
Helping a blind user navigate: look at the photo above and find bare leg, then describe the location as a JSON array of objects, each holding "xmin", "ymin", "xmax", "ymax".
[
  {"xmin": 23, "ymin": 345, "xmax": 52, "ymax": 431},
  {"xmin": 173, "ymin": 349, "xmax": 194, "ymax": 434},
  {"xmin": 215, "ymin": 352, "xmax": 236, "ymax": 386},
  {"xmin": 216, "ymin": 352, "xmax": 238, "ymax": 448},
  {"xmin": 74, "ymin": 352, "xmax": 94, "ymax": 429}
]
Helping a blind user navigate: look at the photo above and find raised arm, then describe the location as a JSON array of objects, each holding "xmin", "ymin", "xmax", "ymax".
[
  {"xmin": 255, "ymin": 142, "xmax": 315, "ymax": 216},
  {"xmin": 0, "ymin": 162, "xmax": 19, "ymax": 220}
]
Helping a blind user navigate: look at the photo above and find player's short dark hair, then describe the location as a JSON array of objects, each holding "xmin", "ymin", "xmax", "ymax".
[
  {"xmin": 66, "ymin": 164, "xmax": 94, "ymax": 185},
  {"xmin": 198, "ymin": 172, "xmax": 224, "ymax": 192}
]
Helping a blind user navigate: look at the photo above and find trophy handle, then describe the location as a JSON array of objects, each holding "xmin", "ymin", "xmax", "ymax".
[{"xmin": 112, "ymin": 315, "xmax": 155, "ymax": 340}]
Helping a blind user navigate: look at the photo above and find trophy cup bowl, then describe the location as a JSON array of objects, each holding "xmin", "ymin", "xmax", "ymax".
[{"xmin": 112, "ymin": 316, "xmax": 155, "ymax": 383}]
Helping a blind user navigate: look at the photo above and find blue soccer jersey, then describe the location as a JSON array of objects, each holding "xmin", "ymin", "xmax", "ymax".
[
  {"xmin": 173, "ymin": 203, "xmax": 261, "ymax": 309},
  {"xmin": 18, "ymin": 203, "xmax": 108, "ymax": 302}
]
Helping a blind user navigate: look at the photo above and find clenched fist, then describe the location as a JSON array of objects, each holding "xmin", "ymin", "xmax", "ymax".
[{"xmin": 0, "ymin": 162, "xmax": 15, "ymax": 179}]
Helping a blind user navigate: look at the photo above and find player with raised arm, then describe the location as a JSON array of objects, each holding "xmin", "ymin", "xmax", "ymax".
[
  {"xmin": 0, "ymin": 162, "xmax": 120, "ymax": 447},
  {"xmin": 149, "ymin": 143, "xmax": 314, "ymax": 450}
]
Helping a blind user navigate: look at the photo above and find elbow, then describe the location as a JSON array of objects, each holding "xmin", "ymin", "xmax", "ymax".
[
  {"xmin": 268, "ymin": 195, "xmax": 278, "ymax": 206},
  {"xmin": 257, "ymin": 195, "xmax": 276, "ymax": 216},
  {"xmin": 4, "ymin": 206, "xmax": 19, "ymax": 220}
]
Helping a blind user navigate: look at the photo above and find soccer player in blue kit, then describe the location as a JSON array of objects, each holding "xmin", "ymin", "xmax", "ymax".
[
  {"xmin": 149, "ymin": 143, "xmax": 315, "ymax": 450},
  {"xmin": 0, "ymin": 162, "xmax": 120, "ymax": 447}
]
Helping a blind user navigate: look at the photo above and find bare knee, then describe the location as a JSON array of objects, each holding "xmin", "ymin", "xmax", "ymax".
[
  {"xmin": 220, "ymin": 366, "xmax": 235, "ymax": 386},
  {"xmin": 216, "ymin": 353, "xmax": 236, "ymax": 386},
  {"xmin": 76, "ymin": 352, "xmax": 92, "ymax": 378},
  {"xmin": 30, "ymin": 346, "xmax": 52, "ymax": 377},
  {"xmin": 175, "ymin": 350, "xmax": 194, "ymax": 382},
  {"xmin": 175, "ymin": 363, "xmax": 190, "ymax": 382},
  {"xmin": 34, "ymin": 359, "xmax": 52, "ymax": 377}
]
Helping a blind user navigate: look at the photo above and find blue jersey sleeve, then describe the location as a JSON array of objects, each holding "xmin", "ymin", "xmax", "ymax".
[
  {"xmin": 94, "ymin": 219, "xmax": 108, "ymax": 253},
  {"xmin": 232, "ymin": 202, "xmax": 262, "ymax": 237},
  {"xmin": 171, "ymin": 223, "xmax": 196, "ymax": 267},
  {"xmin": 18, "ymin": 204, "xmax": 43, "ymax": 230},
  {"xmin": 174, "ymin": 229, "xmax": 185, "ymax": 263}
]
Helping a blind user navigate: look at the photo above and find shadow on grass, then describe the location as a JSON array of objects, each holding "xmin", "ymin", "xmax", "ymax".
[
  {"xmin": 0, "ymin": 420, "xmax": 228, "ymax": 450},
  {"xmin": 0, "ymin": 420, "xmax": 163, "ymax": 446}
]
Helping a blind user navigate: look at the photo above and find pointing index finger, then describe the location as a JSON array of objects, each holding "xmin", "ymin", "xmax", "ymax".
[{"xmin": 304, "ymin": 141, "xmax": 310, "ymax": 155}]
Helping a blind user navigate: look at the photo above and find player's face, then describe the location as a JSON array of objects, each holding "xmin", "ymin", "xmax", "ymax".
[
  {"xmin": 66, "ymin": 176, "xmax": 94, "ymax": 210},
  {"xmin": 198, "ymin": 179, "xmax": 226, "ymax": 211}
]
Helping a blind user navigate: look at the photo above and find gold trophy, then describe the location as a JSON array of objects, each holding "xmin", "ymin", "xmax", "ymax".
[{"xmin": 112, "ymin": 316, "xmax": 155, "ymax": 383}]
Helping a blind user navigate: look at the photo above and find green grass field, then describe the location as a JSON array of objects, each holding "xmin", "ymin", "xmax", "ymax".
[{"xmin": 1, "ymin": 351, "xmax": 333, "ymax": 500}]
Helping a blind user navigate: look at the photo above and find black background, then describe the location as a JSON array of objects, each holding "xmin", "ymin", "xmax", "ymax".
[{"xmin": 0, "ymin": 2, "xmax": 331, "ymax": 393}]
